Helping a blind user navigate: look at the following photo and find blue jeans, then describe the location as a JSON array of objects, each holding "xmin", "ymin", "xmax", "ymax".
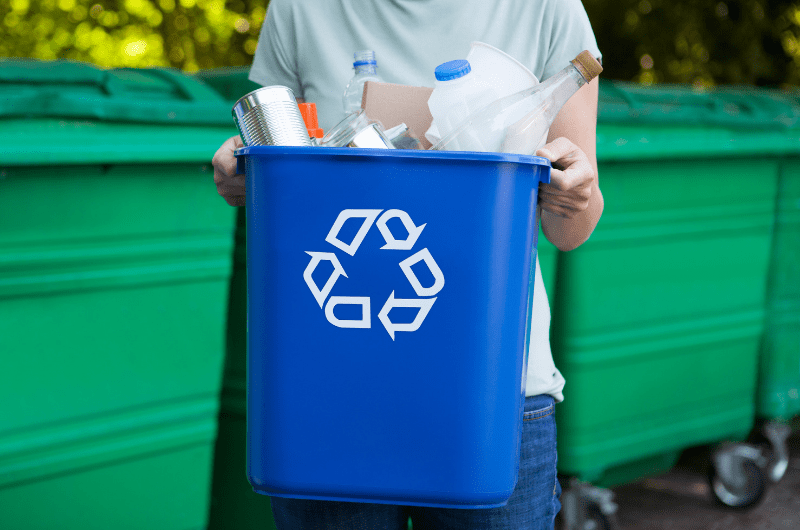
[{"xmin": 270, "ymin": 394, "xmax": 560, "ymax": 530}]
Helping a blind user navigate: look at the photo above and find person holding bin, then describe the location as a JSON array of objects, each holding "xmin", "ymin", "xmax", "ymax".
[{"xmin": 212, "ymin": 1, "xmax": 603, "ymax": 529}]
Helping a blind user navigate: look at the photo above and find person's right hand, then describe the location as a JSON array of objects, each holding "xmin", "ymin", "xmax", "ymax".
[{"xmin": 212, "ymin": 135, "xmax": 245, "ymax": 206}]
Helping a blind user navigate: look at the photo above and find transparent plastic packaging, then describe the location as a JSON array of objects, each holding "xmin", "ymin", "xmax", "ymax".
[
  {"xmin": 431, "ymin": 51, "xmax": 603, "ymax": 155},
  {"xmin": 343, "ymin": 50, "xmax": 384, "ymax": 116},
  {"xmin": 320, "ymin": 110, "xmax": 394, "ymax": 149},
  {"xmin": 385, "ymin": 123, "xmax": 424, "ymax": 150},
  {"xmin": 465, "ymin": 42, "xmax": 539, "ymax": 97}
]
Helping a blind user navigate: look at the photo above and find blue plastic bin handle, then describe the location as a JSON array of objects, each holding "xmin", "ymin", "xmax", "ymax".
[{"xmin": 235, "ymin": 149, "xmax": 246, "ymax": 175}]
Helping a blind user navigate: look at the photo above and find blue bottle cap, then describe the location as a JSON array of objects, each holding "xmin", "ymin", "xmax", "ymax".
[{"xmin": 434, "ymin": 60, "xmax": 471, "ymax": 81}]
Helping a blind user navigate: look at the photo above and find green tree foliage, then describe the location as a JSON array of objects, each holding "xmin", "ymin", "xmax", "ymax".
[
  {"xmin": 584, "ymin": 0, "xmax": 800, "ymax": 87},
  {"xmin": 0, "ymin": 0, "xmax": 265, "ymax": 71},
  {"xmin": 1, "ymin": 0, "xmax": 799, "ymax": 86}
]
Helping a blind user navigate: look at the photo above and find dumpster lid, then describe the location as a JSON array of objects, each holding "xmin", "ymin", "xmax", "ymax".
[
  {"xmin": 598, "ymin": 80, "xmax": 800, "ymax": 129},
  {"xmin": 194, "ymin": 67, "xmax": 262, "ymax": 104},
  {"xmin": 0, "ymin": 58, "xmax": 233, "ymax": 126}
]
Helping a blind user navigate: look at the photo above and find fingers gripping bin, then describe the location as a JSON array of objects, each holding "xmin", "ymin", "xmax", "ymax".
[{"xmin": 238, "ymin": 146, "xmax": 550, "ymax": 508}]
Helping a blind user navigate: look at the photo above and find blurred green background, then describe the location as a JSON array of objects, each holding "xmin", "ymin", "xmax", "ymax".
[{"xmin": 1, "ymin": 0, "xmax": 799, "ymax": 86}]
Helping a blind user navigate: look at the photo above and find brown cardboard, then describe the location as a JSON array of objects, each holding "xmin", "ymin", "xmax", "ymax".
[{"xmin": 362, "ymin": 81, "xmax": 434, "ymax": 149}]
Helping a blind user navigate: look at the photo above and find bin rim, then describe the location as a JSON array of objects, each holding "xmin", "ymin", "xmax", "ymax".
[{"xmin": 236, "ymin": 145, "xmax": 551, "ymax": 174}]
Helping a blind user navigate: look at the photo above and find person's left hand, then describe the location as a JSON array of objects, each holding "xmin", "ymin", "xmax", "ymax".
[{"xmin": 535, "ymin": 137, "xmax": 596, "ymax": 219}]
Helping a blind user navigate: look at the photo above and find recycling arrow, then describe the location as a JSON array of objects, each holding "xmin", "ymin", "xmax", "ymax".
[
  {"xmin": 325, "ymin": 296, "xmax": 371, "ymax": 328},
  {"xmin": 399, "ymin": 248, "xmax": 445, "ymax": 297},
  {"xmin": 378, "ymin": 291, "xmax": 437, "ymax": 340},
  {"xmin": 377, "ymin": 209, "xmax": 426, "ymax": 250},
  {"xmin": 325, "ymin": 209, "xmax": 383, "ymax": 256},
  {"xmin": 303, "ymin": 251, "xmax": 347, "ymax": 308}
]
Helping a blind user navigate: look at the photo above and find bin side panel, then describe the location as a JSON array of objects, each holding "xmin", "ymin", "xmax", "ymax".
[
  {"xmin": 758, "ymin": 157, "xmax": 800, "ymax": 420},
  {"xmin": 0, "ymin": 162, "xmax": 236, "ymax": 527},
  {"xmin": 0, "ymin": 444, "xmax": 214, "ymax": 530},
  {"xmin": 552, "ymin": 156, "xmax": 775, "ymax": 480},
  {"xmin": 209, "ymin": 414, "xmax": 277, "ymax": 530},
  {"xmin": 209, "ymin": 208, "xmax": 278, "ymax": 530},
  {"xmin": 0, "ymin": 119, "xmax": 236, "ymax": 166},
  {"xmin": 246, "ymin": 151, "xmax": 545, "ymax": 507}
]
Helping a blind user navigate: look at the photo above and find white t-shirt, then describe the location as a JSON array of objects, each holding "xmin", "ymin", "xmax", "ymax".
[{"xmin": 249, "ymin": 0, "xmax": 602, "ymax": 401}]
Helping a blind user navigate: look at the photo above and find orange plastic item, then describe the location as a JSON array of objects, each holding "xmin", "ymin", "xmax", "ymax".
[{"xmin": 298, "ymin": 102, "xmax": 324, "ymax": 139}]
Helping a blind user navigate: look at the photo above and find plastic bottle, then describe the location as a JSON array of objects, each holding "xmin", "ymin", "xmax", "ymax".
[
  {"xmin": 431, "ymin": 51, "xmax": 603, "ymax": 154},
  {"xmin": 424, "ymin": 59, "xmax": 499, "ymax": 147},
  {"xmin": 342, "ymin": 50, "xmax": 383, "ymax": 116}
]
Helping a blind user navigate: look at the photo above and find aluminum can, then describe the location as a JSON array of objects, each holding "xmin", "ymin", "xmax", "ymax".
[{"xmin": 232, "ymin": 86, "xmax": 312, "ymax": 147}]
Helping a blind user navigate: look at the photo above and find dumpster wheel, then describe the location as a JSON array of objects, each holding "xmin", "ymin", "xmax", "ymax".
[
  {"xmin": 708, "ymin": 442, "xmax": 768, "ymax": 509},
  {"xmin": 584, "ymin": 501, "xmax": 621, "ymax": 530},
  {"xmin": 759, "ymin": 421, "xmax": 792, "ymax": 483},
  {"xmin": 558, "ymin": 478, "xmax": 621, "ymax": 530}
]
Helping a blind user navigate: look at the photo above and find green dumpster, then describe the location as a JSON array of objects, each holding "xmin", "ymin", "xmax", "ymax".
[
  {"xmin": 753, "ymin": 85, "xmax": 800, "ymax": 424},
  {"xmin": 194, "ymin": 67, "xmax": 278, "ymax": 530},
  {"xmin": 758, "ymin": 167, "xmax": 800, "ymax": 422},
  {"xmin": 0, "ymin": 59, "xmax": 237, "ymax": 529},
  {"xmin": 747, "ymin": 86, "xmax": 800, "ymax": 485},
  {"xmin": 552, "ymin": 81, "xmax": 787, "ymax": 495}
]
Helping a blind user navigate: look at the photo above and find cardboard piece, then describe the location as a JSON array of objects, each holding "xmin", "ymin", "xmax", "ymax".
[{"xmin": 362, "ymin": 81, "xmax": 434, "ymax": 149}]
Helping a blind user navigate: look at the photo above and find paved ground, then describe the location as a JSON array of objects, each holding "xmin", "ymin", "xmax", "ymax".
[{"xmin": 608, "ymin": 427, "xmax": 800, "ymax": 529}]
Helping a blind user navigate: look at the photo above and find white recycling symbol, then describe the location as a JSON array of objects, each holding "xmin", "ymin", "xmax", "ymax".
[{"xmin": 303, "ymin": 209, "xmax": 444, "ymax": 340}]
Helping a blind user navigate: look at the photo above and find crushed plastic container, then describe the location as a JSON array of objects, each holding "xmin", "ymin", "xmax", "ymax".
[{"xmin": 239, "ymin": 146, "xmax": 550, "ymax": 508}]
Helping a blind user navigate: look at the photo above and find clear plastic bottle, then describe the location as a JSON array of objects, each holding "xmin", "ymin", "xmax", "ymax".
[
  {"xmin": 342, "ymin": 50, "xmax": 383, "ymax": 116},
  {"xmin": 425, "ymin": 59, "xmax": 498, "ymax": 147},
  {"xmin": 431, "ymin": 51, "xmax": 603, "ymax": 154}
]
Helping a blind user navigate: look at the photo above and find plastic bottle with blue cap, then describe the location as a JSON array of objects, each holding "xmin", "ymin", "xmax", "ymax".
[
  {"xmin": 343, "ymin": 50, "xmax": 384, "ymax": 116},
  {"xmin": 425, "ymin": 59, "xmax": 499, "ymax": 150}
]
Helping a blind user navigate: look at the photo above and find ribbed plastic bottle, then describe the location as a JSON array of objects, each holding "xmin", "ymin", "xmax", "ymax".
[
  {"xmin": 342, "ymin": 50, "xmax": 383, "ymax": 115},
  {"xmin": 431, "ymin": 51, "xmax": 603, "ymax": 154},
  {"xmin": 424, "ymin": 59, "xmax": 499, "ymax": 146}
]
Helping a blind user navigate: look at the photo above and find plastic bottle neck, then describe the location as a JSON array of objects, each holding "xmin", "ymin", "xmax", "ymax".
[
  {"xmin": 539, "ymin": 63, "xmax": 588, "ymax": 93},
  {"xmin": 529, "ymin": 63, "xmax": 588, "ymax": 122},
  {"xmin": 354, "ymin": 62, "xmax": 378, "ymax": 75}
]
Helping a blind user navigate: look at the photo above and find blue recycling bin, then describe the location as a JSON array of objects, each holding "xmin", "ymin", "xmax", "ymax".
[{"xmin": 239, "ymin": 146, "xmax": 551, "ymax": 508}]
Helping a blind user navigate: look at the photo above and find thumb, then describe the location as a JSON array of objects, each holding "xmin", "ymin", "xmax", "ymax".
[
  {"xmin": 535, "ymin": 147, "xmax": 554, "ymax": 162},
  {"xmin": 536, "ymin": 137, "xmax": 576, "ymax": 163}
]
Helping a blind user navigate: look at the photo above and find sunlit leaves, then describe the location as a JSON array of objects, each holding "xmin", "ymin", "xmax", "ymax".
[
  {"xmin": 2, "ymin": 0, "xmax": 798, "ymax": 87},
  {"xmin": 584, "ymin": 0, "xmax": 799, "ymax": 87},
  {"xmin": 0, "ymin": 0, "xmax": 266, "ymax": 70}
]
